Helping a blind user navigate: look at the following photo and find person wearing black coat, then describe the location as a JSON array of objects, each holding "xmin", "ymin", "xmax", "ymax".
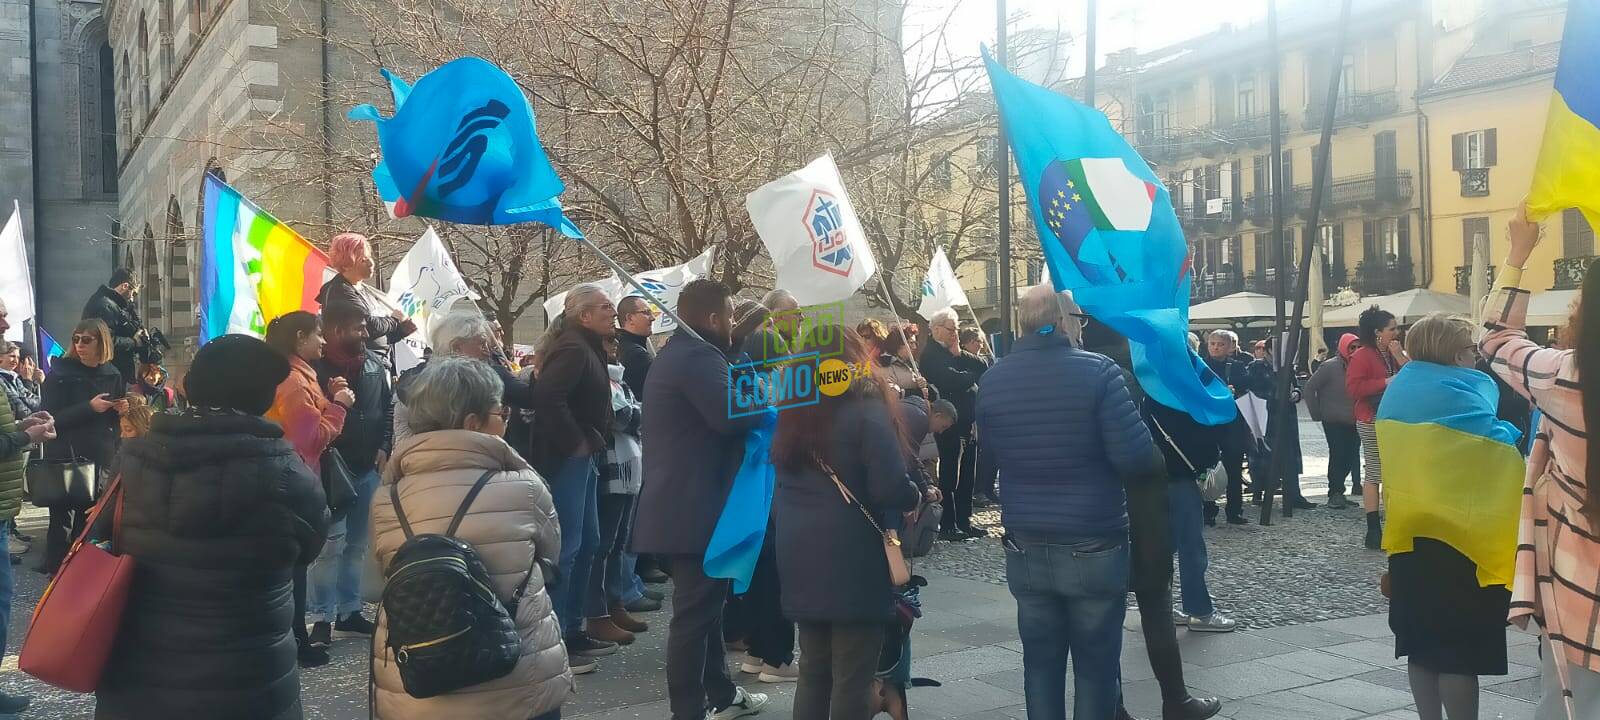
[
  {"xmin": 80, "ymin": 269, "xmax": 143, "ymax": 384},
  {"xmin": 95, "ymin": 334, "xmax": 328, "ymax": 720},
  {"xmin": 1201, "ymin": 331, "xmax": 1252, "ymax": 524},
  {"xmin": 632, "ymin": 280, "xmax": 771, "ymax": 719},
  {"xmin": 616, "ymin": 296, "xmax": 657, "ymax": 400},
  {"xmin": 920, "ymin": 309, "xmax": 983, "ymax": 539},
  {"xmin": 774, "ymin": 340, "xmax": 918, "ymax": 720},
  {"xmin": 38, "ymin": 319, "xmax": 126, "ymax": 573}
]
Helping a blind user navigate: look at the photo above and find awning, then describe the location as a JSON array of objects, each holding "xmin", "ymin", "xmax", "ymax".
[
  {"xmin": 1317, "ymin": 288, "xmax": 1470, "ymax": 327},
  {"xmin": 1189, "ymin": 292, "xmax": 1294, "ymax": 330}
]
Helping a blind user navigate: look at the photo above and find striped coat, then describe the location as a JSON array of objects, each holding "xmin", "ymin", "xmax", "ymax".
[{"xmin": 1481, "ymin": 274, "xmax": 1593, "ymax": 720}]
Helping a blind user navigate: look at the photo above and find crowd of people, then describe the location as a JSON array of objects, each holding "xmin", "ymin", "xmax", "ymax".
[{"xmin": 0, "ymin": 208, "xmax": 1596, "ymax": 720}]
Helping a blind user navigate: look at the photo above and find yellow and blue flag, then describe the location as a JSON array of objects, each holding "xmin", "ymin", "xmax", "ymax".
[
  {"xmin": 983, "ymin": 48, "xmax": 1234, "ymax": 425},
  {"xmin": 1376, "ymin": 361, "xmax": 1524, "ymax": 588},
  {"xmin": 349, "ymin": 57, "xmax": 583, "ymax": 234},
  {"xmin": 1528, "ymin": 0, "xmax": 1600, "ymax": 227}
]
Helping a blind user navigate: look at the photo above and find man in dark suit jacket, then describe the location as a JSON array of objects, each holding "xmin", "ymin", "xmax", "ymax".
[
  {"xmin": 921, "ymin": 308, "xmax": 984, "ymax": 539},
  {"xmin": 81, "ymin": 268, "xmax": 143, "ymax": 383},
  {"xmin": 632, "ymin": 279, "xmax": 771, "ymax": 720}
]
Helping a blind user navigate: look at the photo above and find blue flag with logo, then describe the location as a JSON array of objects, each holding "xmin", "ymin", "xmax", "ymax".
[
  {"xmin": 704, "ymin": 409, "xmax": 777, "ymax": 594},
  {"xmin": 350, "ymin": 57, "xmax": 583, "ymax": 234},
  {"xmin": 983, "ymin": 48, "xmax": 1234, "ymax": 425}
]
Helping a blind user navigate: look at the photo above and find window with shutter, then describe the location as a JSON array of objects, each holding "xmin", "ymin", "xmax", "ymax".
[
  {"xmin": 1451, "ymin": 133, "xmax": 1465, "ymax": 171},
  {"xmin": 1565, "ymin": 209, "xmax": 1595, "ymax": 257},
  {"xmin": 1485, "ymin": 128, "xmax": 1497, "ymax": 167},
  {"xmin": 1254, "ymin": 232, "xmax": 1268, "ymax": 275},
  {"xmin": 1363, "ymin": 220, "xmax": 1379, "ymax": 261},
  {"xmin": 1375, "ymin": 131, "xmax": 1397, "ymax": 179},
  {"xmin": 1463, "ymin": 130, "xmax": 1487, "ymax": 169}
]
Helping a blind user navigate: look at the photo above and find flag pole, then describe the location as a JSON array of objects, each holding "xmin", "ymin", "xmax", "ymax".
[
  {"xmin": 995, "ymin": 0, "xmax": 1014, "ymax": 355},
  {"xmin": 1261, "ymin": 0, "xmax": 1353, "ymax": 525},
  {"xmin": 576, "ymin": 238, "xmax": 705, "ymax": 345},
  {"xmin": 874, "ymin": 273, "xmax": 922, "ymax": 374}
]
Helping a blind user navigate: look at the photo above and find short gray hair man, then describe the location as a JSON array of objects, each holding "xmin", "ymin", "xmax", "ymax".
[
  {"xmin": 428, "ymin": 309, "xmax": 496, "ymax": 360},
  {"xmin": 1018, "ymin": 283, "xmax": 1083, "ymax": 345},
  {"xmin": 760, "ymin": 288, "xmax": 799, "ymax": 314},
  {"xmin": 404, "ymin": 357, "xmax": 506, "ymax": 434}
]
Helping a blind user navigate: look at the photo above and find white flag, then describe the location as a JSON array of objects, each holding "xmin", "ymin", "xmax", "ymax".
[
  {"xmin": 387, "ymin": 227, "xmax": 479, "ymax": 371},
  {"xmin": 544, "ymin": 246, "xmax": 716, "ymax": 335},
  {"xmin": 0, "ymin": 202, "xmax": 33, "ymax": 341},
  {"xmin": 917, "ymin": 248, "xmax": 970, "ymax": 318},
  {"xmin": 746, "ymin": 154, "xmax": 876, "ymax": 306}
]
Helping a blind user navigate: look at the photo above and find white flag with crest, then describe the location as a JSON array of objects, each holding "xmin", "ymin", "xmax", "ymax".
[
  {"xmin": 544, "ymin": 245, "xmax": 716, "ymax": 335},
  {"xmin": 0, "ymin": 202, "xmax": 33, "ymax": 341},
  {"xmin": 387, "ymin": 226, "xmax": 479, "ymax": 371},
  {"xmin": 917, "ymin": 248, "xmax": 970, "ymax": 318},
  {"xmin": 745, "ymin": 154, "xmax": 876, "ymax": 306}
]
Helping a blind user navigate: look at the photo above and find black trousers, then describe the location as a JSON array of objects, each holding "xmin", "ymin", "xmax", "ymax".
[
  {"xmin": 936, "ymin": 427, "xmax": 976, "ymax": 532},
  {"xmin": 794, "ymin": 621, "xmax": 885, "ymax": 720},
  {"xmin": 1220, "ymin": 419, "xmax": 1248, "ymax": 519},
  {"xmin": 43, "ymin": 505, "xmax": 88, "ymax": 571},
  {"xmin": 586, "ymin": 493, "xmax": 634, "ymax": 617},
  {"xmin": 1323, "ymin": 422, "xmax": 1362, "ymax": 496},
  {"xmin": 293, "ymin": 564, "xmax": 309, "ymax": 643},
  {"xmin": 743, "ymin": 534, "xmax": 795, "ymax": 667},
  {"xmin": 1125, "ymin": 474, "xmax": 1190, "ymax": 708},
  {"xmin": 974, "ymin": 440, "xmax": 999, "ymax": 502},
  {"xmin": 665, "ymin": 554, "xmax": 736, "ymax": 720}
]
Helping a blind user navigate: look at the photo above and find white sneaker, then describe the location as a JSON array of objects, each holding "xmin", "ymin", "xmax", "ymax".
[
  {"xmin": 1187, "ymin": 613, "xmax": 1237, "ymax": 633},
  {"xmin": 738, "ymin": 659, "xmax": 763, "ymax": 675},
  {"xmin": 708, "ymin": 686, "xmax": 770, "ymax": 719},
  {"xmin": 757, "ymin": 663, "xmax": 798, "ymax": 683},
  {"xmin": 1172, "ymin": 608, "xmax": 1191, "ymax": 625}
]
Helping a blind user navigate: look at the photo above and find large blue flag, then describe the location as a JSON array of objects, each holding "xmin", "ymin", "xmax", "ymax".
[
  {"xmin": 350, "ymin": 57, "xmax": 583, "ymax": 234},
  {"xmin": 984, "ymin": 48, "xmax": 1234, "ymax": 425},
  {"xmin": 704, "ymin": 409, "xmax": 777, "ymax": 594}
]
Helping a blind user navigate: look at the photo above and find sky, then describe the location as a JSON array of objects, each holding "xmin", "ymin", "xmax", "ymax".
[{"xmin": 909, "ymin": 0, "xmax": 1272, "ymax": 78}]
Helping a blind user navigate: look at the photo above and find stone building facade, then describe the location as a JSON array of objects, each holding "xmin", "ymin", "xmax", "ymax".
[{"xmin": 0, "ymin": 0, "xmax": 119, "ymax": 344}]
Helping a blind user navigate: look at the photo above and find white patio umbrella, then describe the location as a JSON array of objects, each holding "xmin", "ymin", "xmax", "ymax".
[
  {"xmin": 1189, "ymin": 292, "xmax": 1293, "ymax": 330},
  {"xmin": 1318, "ymin": 288, "xmax": 1470, "ymax": 327}
]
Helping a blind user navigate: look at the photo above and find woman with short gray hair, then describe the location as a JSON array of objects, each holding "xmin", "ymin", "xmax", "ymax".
[
  {"xmin": 369, "ymin": 357, "xmax": 573, "ymax": 719},
  {"xmin": 394, "ymin": 307, "xmax": 533, "ymax": 443}
]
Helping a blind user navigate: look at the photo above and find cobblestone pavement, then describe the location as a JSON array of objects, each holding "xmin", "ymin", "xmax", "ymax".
[{"xmin": 0, "ymin": 410, "xmax": 1488, "ymax": 718}]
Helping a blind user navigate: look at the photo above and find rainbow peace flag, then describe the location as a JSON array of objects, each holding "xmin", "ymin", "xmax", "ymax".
[
  {"xmin": 1376, "ymin": 362, "xmax": 1525, "ymax": 588},
  {"xmin": 199, "ymin": 174, "xmax": 333, "ymax": 343},
  {"xmin": 1528, "ymin": 0, "xmax": 1600, "ymax": 226}
]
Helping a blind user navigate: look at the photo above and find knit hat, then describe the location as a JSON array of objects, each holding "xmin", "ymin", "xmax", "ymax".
[{"xmin": 184, "ymin": 334, "xmax": 290, "ymax": 415}]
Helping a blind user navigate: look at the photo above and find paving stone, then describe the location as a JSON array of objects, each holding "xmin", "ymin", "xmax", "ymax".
[
  {"xmin": 1310, "ymin": 614, "xmax": 1396, "ymax": 640},
  {"xmin": 1351, "ymin": 668, "xmax": 1413, "ymax": 692},
  {"xmin": 1175, "ymin": 631, "xmax": 1301, "ymax": 668},
  {"xmin": 1485, "ymin": 676, "xmax": 1541, "ymax": 703},
  {"xmin": 1294, "ymin": 678, "xmax": 1415, "ymax": 714},
  {"xmin": 914, "ymin": 645, "xmax": 1025, "ymax": 681},
  {"xmin": 904, "ymin": 676, "xmax": 1025, "ymax": 719},
  {"xmin": 1478, "ymin": 689, "xmax": 1537, "ymax": 719},
  {"xmin": 1257, "ymin": 648, "xmax": 1382, "ymax": 681},
  {"xmin": 1249, "ymin": 623, "xmax": 1367, "ymax": 649},
  {"xmin": 1184, "ymin": 658, "xmax": 1322, "ymax": 699},
  {"xmin": 1320, "ymin": 639, "xmax": 1404, "ymax": 667},
  {"xmin": 1223, "ymin": 689, "xmax": 1368, "ymax": 720}
]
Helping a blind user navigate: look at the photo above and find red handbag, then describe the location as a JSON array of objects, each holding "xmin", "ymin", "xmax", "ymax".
[{"xmin": 19, "ymin": 475, "xmax": 134, "ymax": 692}]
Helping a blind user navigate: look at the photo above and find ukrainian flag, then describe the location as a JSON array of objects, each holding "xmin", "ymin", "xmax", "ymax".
[
  {"xmin": 1528, "ymin": 0, "xmax": 1600, "ymax": 227},
  {"xmin": 1376, "ymin": 362, "xmax": 1524, "ymax": 588}
]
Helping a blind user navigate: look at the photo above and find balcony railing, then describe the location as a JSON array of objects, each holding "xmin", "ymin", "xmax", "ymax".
[
  {"xmin": 1454, "ymin": 264, "xmax": 1497, "ymax": 295},
  {"xmin": 1305, "ymin": 90, "xmax": 1400, "ymax": 129},
  {"xmin": 968, "ymin": 285, "xmax": 1000, "ymax": 308},
  {"xmin": 1460, "ymin": 168, "xmax": 1490, "ymax": 198},
  {"xmin": 1191, "ymin": 271, "xmax": 1245, "ymax": 302},
  {"xmin": 1246, "ymin": 267, "xmax": 1299, "ymax": 294},
  {"xmin": 1291, "ymin": 171, "xmax": 1413, "ymax": 212},
  {"xmin": 1136, "ymin": 127, "xmax": 1209, "ymax": 162},
  {"xmin": 1554, "ymin": 256, "xmax": 1598, "ymax": 290},
  {"xmin": 1354, "ymin": 258, "xmax": 1415, "ymax": 295},
  {"xmin": 1213, "ymin": 112, "xmax": 1289, "ymax": 145}
]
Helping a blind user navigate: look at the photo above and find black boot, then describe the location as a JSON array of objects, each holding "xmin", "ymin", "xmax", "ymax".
[
  {"xmin": 1163, "ymin": 696, "xmax": 1222, "ymax": 720},
  {"xmin": 1364, "ymin": 511, "xmax": 1382, "ymax": 550}
]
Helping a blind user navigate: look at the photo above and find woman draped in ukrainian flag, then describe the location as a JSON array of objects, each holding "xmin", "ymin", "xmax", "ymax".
[{"xmin": 1378, "ymin": 312, "xmax": 1524, "ymax": 720}]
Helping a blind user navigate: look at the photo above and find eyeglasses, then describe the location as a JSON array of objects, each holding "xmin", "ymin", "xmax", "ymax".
[
  {"xmin": 488, "ymin": 407, "xmax": 511, "ymax": 421},
  {"xmin": 71, "ymin": 335, "xmax": 98, "ymax": 345},
  {"xmin": 1070, "ymin": 312, "xmax": 1091, "ymax": 328}
]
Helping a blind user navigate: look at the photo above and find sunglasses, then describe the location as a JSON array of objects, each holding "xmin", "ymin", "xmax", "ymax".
[{"xmin": 71, "ymin": 335, "xmax": 99, "ymax": 345}]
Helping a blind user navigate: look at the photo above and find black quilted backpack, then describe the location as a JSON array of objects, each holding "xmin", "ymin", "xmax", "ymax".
[{"xmin": 380, "ymin": 469, "xmax": 524, "ymax": 698}]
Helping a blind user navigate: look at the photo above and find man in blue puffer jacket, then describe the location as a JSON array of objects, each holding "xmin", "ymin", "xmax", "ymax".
[{"xmin": 975, "ymin": 284, "xmax": 1161, "ymax": 720}]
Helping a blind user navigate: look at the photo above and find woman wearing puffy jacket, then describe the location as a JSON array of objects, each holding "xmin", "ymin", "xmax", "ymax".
[{"xmin": 369, "ymin": 357, "xmax": 572, "ymax": 719}]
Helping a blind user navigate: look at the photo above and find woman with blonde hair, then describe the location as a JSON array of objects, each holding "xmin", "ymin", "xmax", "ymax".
[{"xmin": 1483, "ymin": 206, "xmax": 1600, "ymax": 719}]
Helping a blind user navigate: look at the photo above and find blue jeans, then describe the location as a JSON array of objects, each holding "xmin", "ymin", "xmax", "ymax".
[
  {"xmin": 308, "ymin": 468, "xmax": 379, "ymax": 622},
  {"xmin": 549, "ymin": 455, "xmax": 600, "ymax": 636},
  {"xmin": 1005, "ymin": 532, "xmax": 1129, "ymax": 720},
  {"xmin": 0, "ymin": 535, "xmax": 13, "ymax": 658},
  {"xmin": 1167, "ymin": 479, "xmax": 1215, "ymax": 617},
  {"xmin": 614, "ymin": 550, "xmax": 646, "ymax": 604}
]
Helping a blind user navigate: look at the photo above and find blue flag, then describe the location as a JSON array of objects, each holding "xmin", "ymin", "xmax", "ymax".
[
  {"xmin": 36, "ymin": 326, "xmax": 63, "ymax": 374},
  {"xmin": 350, "ymin": 57, "xmax": 583, "ymax": 234},
  {"xmin": 704, "ymin": 409, "xmax": 777, "ymax": 594},
  {"xmin": 984, "ymin": 48, "xmax": 1234, "ymax": 425}
]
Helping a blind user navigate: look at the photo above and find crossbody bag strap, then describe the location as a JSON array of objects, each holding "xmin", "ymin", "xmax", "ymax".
[
  {"xmin": 818, "ymin": 459, "xmax": 888, "ymax": 537},
  {"xmin": 1148, "ymin": 414, "xmax": 1196, "ymax": 474},
  {"xmin": 445, "ymin": 469, "xmax": 499, "ymax": 538}
]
